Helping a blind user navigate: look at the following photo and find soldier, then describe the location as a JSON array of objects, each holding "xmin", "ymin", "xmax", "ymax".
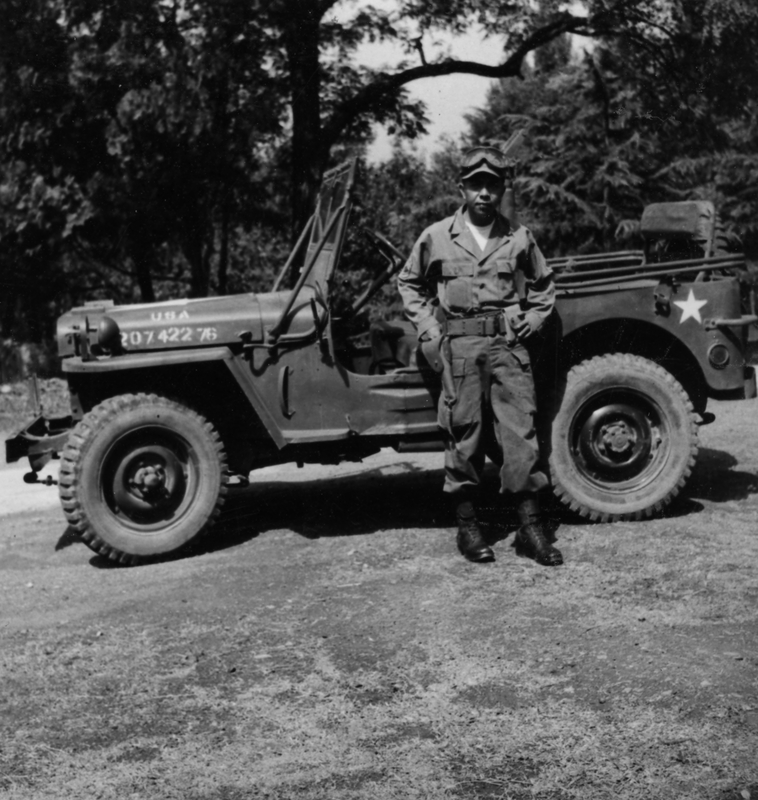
[{"xmin": 398, "ymin": 144, "xmax": 563, "ymax": 566}]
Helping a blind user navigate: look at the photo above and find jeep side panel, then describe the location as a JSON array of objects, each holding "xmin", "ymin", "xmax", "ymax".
[
  {"xmin": 555, "ymin": 276, "xmax": 748, "ymax": 395},
  {"xmin": 244, "ymin": 337, "xmax": 438, "ymax": 446}
]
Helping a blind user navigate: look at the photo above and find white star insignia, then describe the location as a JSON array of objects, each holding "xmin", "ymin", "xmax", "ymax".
[{"xmin": 673, "ymin": 289, "xmax": 708, "ymax": 324}]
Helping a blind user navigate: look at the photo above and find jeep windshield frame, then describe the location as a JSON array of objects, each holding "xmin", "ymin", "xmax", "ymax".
[{"xmin": 269, "ymin": 161, "xmax": 356, "ymax": 342}]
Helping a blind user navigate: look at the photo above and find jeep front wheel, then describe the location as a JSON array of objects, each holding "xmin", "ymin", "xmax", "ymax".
[
  {"xmin": 550, "ymin": 354, "xmax": 698, "ymax": 521},
  {"xmin": 59, "ymin": 394, "xmax": 228, "ymax": 565}
]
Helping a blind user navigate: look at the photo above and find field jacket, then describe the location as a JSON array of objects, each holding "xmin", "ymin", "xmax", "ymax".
[{"xmin": 398, "ymin": 206, "xmax": 555, "ymax": 339}]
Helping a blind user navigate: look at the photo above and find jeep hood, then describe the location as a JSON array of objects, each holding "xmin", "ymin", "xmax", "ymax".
[{"xmin": 56, "ymin": 290, "xmax": 311, "ymax": 358}]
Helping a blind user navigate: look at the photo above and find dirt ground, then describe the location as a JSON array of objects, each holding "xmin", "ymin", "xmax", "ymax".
[{"xmin": 2, "ymin": 398, "xmax": 758, "ymax": 800}]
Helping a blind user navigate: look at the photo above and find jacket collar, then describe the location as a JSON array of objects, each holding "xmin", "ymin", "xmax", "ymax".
[{"xmin": 449, "ymin": 205, "xmax": 512, "ymax": 261}]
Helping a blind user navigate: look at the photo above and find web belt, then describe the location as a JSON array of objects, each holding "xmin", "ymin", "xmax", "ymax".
[{"xmin": 444, "ymin": 312, "xmax": 508, "ymax": 337}]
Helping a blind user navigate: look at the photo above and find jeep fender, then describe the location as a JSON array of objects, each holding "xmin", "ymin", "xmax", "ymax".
[
  {"xmin": 63, "ymin": 346, "xmax": 286, "ymax": 448},
  {"xmin": 555, "ymin": 278, "xmax": 746, "ymax": 394}
]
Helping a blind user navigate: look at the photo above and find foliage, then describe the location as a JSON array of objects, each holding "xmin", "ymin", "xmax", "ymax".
[
  {"xmin": 355, "ymin": 146, "xmax": 461, "ymax": 252},
  {"xmin": 463, "ymin": 1, "xmax": 758, "ymax": 257},
  {"xmin": 0, "ymin": 0, "xmax": 604, "ymax": 343},
  {"xmin": 0, "ymin": 0, "xmax": 288, "ymax": 338},
  {"xmin": 2, "ymin": 0, "xmax": 758, "ymax": 347},
  {"xmin": 336, "ymin": 146, "xmax": 462, "ymax": 320},
  {"xmin": 0, "ymin": 377, "xmax": 69, "ymax": 438}
]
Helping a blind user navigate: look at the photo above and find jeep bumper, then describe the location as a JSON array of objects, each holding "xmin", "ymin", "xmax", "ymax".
[{"xmin": 5, "ymin": 415, "xmax": 73, "ymax": 472}]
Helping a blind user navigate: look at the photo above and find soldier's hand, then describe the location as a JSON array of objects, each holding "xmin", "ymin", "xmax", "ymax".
[
  {"xmin": 421, "ymin": 324, "xmax": 443, "ymax": 342},
  {"xmin": 511, "ymin": 314, "xmax": 531, "ymax": 342}
]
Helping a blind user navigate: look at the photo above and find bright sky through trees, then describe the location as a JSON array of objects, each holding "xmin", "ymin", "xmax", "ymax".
[
  {"xmin": 359, "ymin": 31, "xmax": 507, "ymax": 161},
  {"xmin": 328, "ymin": 0, "xmax": 507, "ymax": 162},
  {"xmin": 344, "ymin": 0, "xmax": 588, "ymax": 161}
]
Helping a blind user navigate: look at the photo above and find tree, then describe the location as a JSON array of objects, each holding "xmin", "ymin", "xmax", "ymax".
[
  {"xmin": 5, "ymin": 0, "xmax": 757, "ymax": 350},
  {"xmin": 334, "ymin": 145, "xmax": 461, "ymax": 320},
  {"xmin": 612, "ymin": 0, "xmax": 758, "ymax": 252},
  {"xmin": 0, "ymin": 0, "xmax": 620, "ymax": 333},
  {"xmin": 59, "ymin": 0, "xmax": 288, "ymax": 298},
  {"xmin": 0, "ymin": 0, "xmax": 286, "ymax": 326},
  {"xmin": 463, "ymin": 0, "xmax": 758, "ymax": 256},
  {"xmin": 262, "ymin": 0, "xmax": 669, "ymax": 227}
]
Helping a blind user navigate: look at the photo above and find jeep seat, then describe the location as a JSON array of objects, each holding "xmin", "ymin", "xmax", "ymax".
[
  {"xmin": 640, "ymin": 201, "xmax": 717, "ymax": 264},
  {"xmin": 640, "ymin": 201, "xmax": 715, "ymax": 239},
  {"xmin": 369, "ymin": 319, "xmax": 418, "ymax": 373}
]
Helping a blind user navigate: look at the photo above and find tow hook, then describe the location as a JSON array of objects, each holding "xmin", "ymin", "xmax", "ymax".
[{"xmin": 23, "ymin": 471, "xmax": 57, "ymax": 486}]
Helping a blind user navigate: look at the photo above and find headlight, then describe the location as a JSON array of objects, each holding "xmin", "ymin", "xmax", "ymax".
[
  {"xmin": 707, "ymin": 343, "xmax": 730, "ymax": 370},
  {"xmin": 97, "ymin": 316, "xmax": 122, "ymax": 352}
]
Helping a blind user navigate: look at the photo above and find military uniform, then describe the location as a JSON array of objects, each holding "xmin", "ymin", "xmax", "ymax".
[{"xmin": 398, "ymin": 206, "xmax": 555, "ymax": 498}]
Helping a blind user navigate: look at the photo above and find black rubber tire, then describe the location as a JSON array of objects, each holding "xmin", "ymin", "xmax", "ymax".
[
  {"xmin": 59, "ymin": 393, "xmax": 228, "ymax": 565},
  {"xmin": 550, "ymin": 354, "xmax": 698, "ymax": 522}
]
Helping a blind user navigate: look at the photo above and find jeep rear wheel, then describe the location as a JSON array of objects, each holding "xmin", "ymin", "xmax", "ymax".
[
  {"xmin": 550, "ymin": 354, "xmax": 698, "ymax": 522},
  {"xmin": 59, "ymin": 394, "xmax": 228, "ymax": 565}
]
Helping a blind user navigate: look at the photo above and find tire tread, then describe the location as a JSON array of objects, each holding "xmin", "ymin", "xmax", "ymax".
[
  {"xmin": 59, "ymin": 393, "xmax": 228, "ymax": 565},
  {"xmin": 550, "ymin": 353, "xmax": 698, "ymax": 522}
]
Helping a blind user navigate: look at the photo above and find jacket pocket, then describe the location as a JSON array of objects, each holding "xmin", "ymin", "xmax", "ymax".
[
  {"xmin": 495, "ymin": 257, "xmax": 517, "ymax": 295},
  {"xmin": 451, "ymin": 357, "xmax": 467, "ymax": 377},
  {"xmin": 440, "ymin": 261, "xmax": 476, "ymax": 311},
  {"xmin": 510, "ymin": 346, "xmax": 532, "ymax": 372}
]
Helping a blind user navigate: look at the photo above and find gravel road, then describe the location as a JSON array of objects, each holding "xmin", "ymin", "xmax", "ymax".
[{"xmin": 2, "ymin": 400, "xmax": 758, "ymax": 800}]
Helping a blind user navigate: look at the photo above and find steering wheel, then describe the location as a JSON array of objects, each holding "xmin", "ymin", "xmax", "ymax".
[
  {"xmin": 365, "ymin": 229, "xmax": 406, "ymax": 267},
  {"xmin": 338, "ymin": 231, "xmax": 407, "ymax": 322}
]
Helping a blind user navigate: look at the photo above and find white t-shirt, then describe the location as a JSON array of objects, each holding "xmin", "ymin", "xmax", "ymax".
[{"xmin": 465, "ymin": 216, "xmax": 494, "ymax": 252}]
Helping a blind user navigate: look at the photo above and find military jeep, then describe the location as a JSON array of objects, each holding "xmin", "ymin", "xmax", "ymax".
[{"xmin": 6, "ymin": 160, "xmax": 756, "ymax": 563}]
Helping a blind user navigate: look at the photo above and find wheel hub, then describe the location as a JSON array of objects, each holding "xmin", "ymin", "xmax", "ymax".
[
  {"xmin": 577, "ymin": 401, "xmax": 658, "ymax": 481},
  {"xmin": 131, "ymin": 464, "xmax": 167, "ymax": 495},
  {"xmin": 111, "ymin": 444, "xmax": 187, "ymax": 520},
  {"xmin": 598, "ymin": 421, "xmax": 636, "ymax": 455}
]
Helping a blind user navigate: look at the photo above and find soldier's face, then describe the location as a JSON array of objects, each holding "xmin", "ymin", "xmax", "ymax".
[{"xmin": 458, "ymin": 174, "xmax": 506, "ymax": 226}]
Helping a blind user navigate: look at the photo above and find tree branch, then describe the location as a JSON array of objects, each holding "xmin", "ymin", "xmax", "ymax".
[
  {"xmin": 412, "ymin": 36, "xmax": 427, "ymax": 66},
  {"xmin": 320, "ymin": 12, "xmax": 594, "ymax": 149}
]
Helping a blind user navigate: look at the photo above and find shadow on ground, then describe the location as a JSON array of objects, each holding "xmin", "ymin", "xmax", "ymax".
[
  {"xmin": 203, "ymin": 458, "xmax": 568, "ymax": 557},
  {"xmin": 685, "ymin": 447, "xmax": 758, "ymax": 502},
  {"xmin": 209, "ymin": 460, "xmax": 450, "ymax": 550},
  {"xmin": 57, "ymin": 443, "xmax": 758, "ymax": 568}
]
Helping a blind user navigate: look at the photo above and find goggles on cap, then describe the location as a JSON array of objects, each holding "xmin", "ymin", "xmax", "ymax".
[{"xmin": 459, "ymin": 145, "xmax": 510, "ymax": 179}]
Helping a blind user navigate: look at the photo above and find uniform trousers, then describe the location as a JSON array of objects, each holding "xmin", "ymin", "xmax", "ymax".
[{"xmin": 439, "ymin": 333, "xmax": 549, "ymax": 497}]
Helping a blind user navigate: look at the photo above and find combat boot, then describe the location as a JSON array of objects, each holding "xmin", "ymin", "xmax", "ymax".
[
  {"xmin": 455, "ymin": 499, "xmax": 494, "ymax": 563},
  {"xmin": 515, "ymin": 493, "xmax": 563, "ymax": 566}
]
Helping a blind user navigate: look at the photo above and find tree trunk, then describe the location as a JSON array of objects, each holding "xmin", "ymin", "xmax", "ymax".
[
  {"xmin": 284, "ymin": 4, "xmax": 327, "ymax": 234},
  {"xmin": 128, "ymin": 232, "xmax": 156, "ymax": 303},
  {"xmin": 185, "ymin": 226, "xmax": 213, "ymax": 298},
  {"xmin": 218, "ymin": 194, "xmax": 230, "ymax": 296}
]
